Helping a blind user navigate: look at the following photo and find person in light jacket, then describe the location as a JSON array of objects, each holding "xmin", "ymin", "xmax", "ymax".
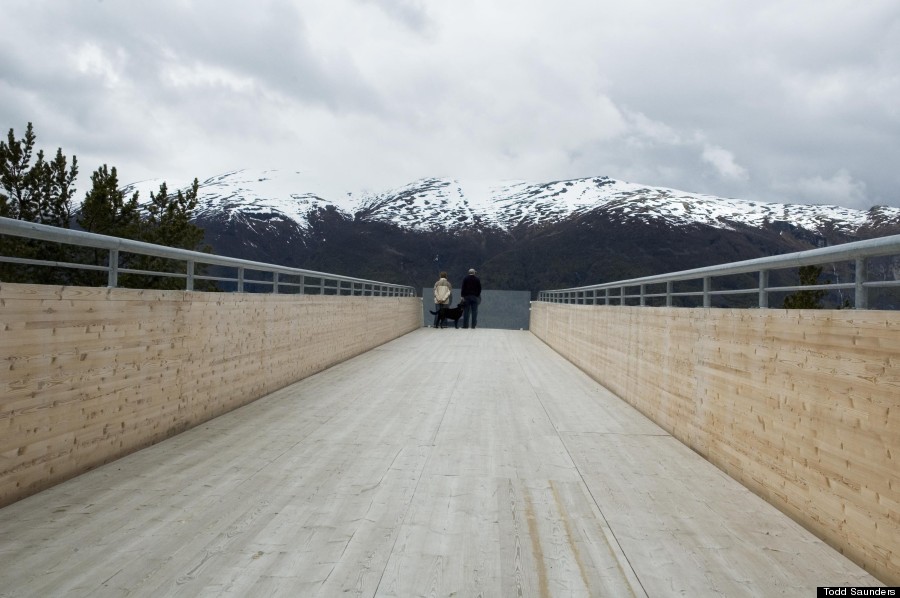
[
  {"xmin": 432, "ymin": 271, "xmax": 452, "ymax": 327},
  {"xmin": 460, "ymin": 268, "xmax": 481, "ymax": 329}
]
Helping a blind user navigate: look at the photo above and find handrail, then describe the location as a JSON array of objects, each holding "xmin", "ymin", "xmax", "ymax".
[
  {"xmin": 0, "ymin": 216, "xmax": 416, "ymax": 297},
  {"xmin": 537, "ymin": 233, "xmax": 900, "ymax": 309}
]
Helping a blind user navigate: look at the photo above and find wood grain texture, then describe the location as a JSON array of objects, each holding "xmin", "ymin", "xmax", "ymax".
[
  {"xmin": 0, "ymin": 329, "xmax": 877, "ymax": 596},
  {"xmin": 530, "ymin": 302, "xmax": 900, "ymax": 585},
  {"xmin": 0, "ymin": 283, "xmax": 422, "ymax": 508}
]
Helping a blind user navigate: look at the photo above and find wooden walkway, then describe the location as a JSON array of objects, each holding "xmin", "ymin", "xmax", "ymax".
[{"xmin": 0, "ymin": 329, "xmax": 880, "ymax": 597}]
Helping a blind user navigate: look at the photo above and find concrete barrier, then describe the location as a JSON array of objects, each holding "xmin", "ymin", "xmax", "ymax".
[
  {"xmin": 0, "ymin": 283, "xmax": 422, "ymax": 507},
  {"xmin": 530, "ymin": 302, "xmax": 899, "ymax": 585}
]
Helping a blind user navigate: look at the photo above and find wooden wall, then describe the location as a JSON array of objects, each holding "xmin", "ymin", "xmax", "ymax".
[
  {"xmin": 0, "ymin": 283, "xmax": 422, "ymax": 508},
  {"xmin": 530, "ymin": 303, "xmax": 899, "ymax": 585}
]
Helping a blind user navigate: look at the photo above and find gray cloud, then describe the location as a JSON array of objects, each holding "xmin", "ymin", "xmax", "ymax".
[{"xmin": 1, "ymin": 0, "xmax": 898, "ymax": 209}]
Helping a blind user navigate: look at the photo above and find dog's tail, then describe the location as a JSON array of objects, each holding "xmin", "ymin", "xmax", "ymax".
[{"xmin": 429, "ymin": 310, "xmax": 439, "ymax": 315}]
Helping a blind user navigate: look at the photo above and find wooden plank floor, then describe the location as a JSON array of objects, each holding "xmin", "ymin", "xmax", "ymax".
[{"xmin": 0, "ymin": 329, "xmax": 881, "ymax": 597}]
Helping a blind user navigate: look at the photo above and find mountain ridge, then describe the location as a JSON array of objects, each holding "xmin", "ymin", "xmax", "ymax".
[
  {"xmin": 123, "ymin": 168, "xmax": 900, "ymax": 236},
  {"xmin": 120, "ymin": 169, "xmax": 900, "ymax": 302}
]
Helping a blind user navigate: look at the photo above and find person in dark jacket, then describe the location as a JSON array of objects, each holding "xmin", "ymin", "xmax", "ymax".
[{"xmin": 460, "ymin": 268, "xmax": 481, "ymax": 329}]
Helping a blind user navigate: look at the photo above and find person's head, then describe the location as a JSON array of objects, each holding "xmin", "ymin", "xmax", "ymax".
[
  {"xmin": 440, "ymin": 271, "xmax": 448, "ymax": 279},
  {"xmin": 468, "ymin": 268, "xmax": 477, "ymax": 275}
]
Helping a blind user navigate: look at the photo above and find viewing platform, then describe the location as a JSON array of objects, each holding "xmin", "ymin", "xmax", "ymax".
[{"xmin": 0, "ymin": 329, "xmax": 879, "ymax": 596}]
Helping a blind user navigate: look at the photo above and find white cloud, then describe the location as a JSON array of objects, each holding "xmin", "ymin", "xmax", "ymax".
[
  {"xmin": 71, "ymin": 42, "xmax": 125, "ymax": 88},
  {"xmin": 624, "ymin": 111, "xmax": 683, "ymax": 147},
  {"xmin": 701, "ymin": 145, "xmax": 749, "ymax": 182},
  {"xmin": 0, "ymin": 0, "xmax": 898, "ymax": 209},
  {"xmin": 780, "ymin": 169, "xmax": 869, "ymax": 207},
  {"xmin": 160, "ymin": 62, "xmax": 256, "ymax": 93}
]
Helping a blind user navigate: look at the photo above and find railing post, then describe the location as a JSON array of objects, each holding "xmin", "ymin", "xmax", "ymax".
[
  {"xmin": 619, "ymin": 287, "xmax": 625, "ymax": 306},
  {"xmin": 237, "ymin": 267, "xmax": 245, "ymax": 293},
  {"xmin": 107, "ymin": 248, "xmax": 119, "ymax": 288},
  {"xmin": 758, "ymin": 270, "xmax": 769, "ymax": 308},
  {"xmin": 855, "ymin": 258, "xmax": 868, "ymax": 309},
  {"xmin": 605, "ymin": 289, "xmax": 610, "ymax": 306},
  {"xmin": 666, "ymin": 281, "xmax": 673, "ymax": 307},
  {"xmin": 640, "ymin": 284, "xmax": 646, "ymax": 307},
  {"xmin": 273, "ymin": 272, "xmax": 279, "ymax": 294},
  {"xmin": 703, "ymin": 277, "xmax": 711, "ymax": 308},
  {"xmin": 299, "ymin": 275, "xmax": 305, "ymax": 295},
  {"xmin": 186, "ymin": 260, "xmax": 194, "ymax": 291}
]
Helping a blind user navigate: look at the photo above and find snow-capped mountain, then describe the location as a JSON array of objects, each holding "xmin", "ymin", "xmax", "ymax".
[
  {"xmin": 121, "ymin": 168, "xmax": 900, "ymax": 299},
  {"xmin": 357, "ymin": 175, "xmax": 900, "ymax": 234},
  {"xmin": 124, "ymin": 170, "xmax": 345, "ymax": 234},
  {"xmin": 129, "ymin": 169, "xmax": 897, "ymax": 236}
]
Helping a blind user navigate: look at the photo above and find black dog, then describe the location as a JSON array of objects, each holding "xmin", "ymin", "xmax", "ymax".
[{"xmin": 430, "ymin": 301, "xmax": 465, "ymax": 328}]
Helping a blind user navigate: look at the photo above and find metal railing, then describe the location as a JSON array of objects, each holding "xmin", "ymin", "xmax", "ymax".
[
  {"xmin": 0, "ymin": 216, "xmax": 416, "ymax": 297},
  {"xmin": 538, "ymin": 233, "xmax": 900, "ymax": 309}
]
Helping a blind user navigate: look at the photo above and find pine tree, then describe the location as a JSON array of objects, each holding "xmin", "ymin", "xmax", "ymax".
[
  {"xmin": 41, "ymin": 149, "xmax": 79, "ymax": 228},
  {"xmin": 145, "ymin": 179, "xmax": 204, "ymax": 247},
  {"xmin": 1, "ymin": 123, "xmax": 79, "ymax": 283},
  {"xmin": 78, "ymin": 164, "xmax": 140, "ymax": 238},
  {"xmin": 783, "ymin": 265, "xmax": 827, "ymax": 309},
  {"xmin": 75, "ymin": 165, "xmax": 141, "ymax": 286},
  {"xmin": 0, "ymin": 122, "xmax": 37, "ymax": 219},
  {"xmin": 133, "ymin": 178, "xmax": 211, "ymax": 289}
]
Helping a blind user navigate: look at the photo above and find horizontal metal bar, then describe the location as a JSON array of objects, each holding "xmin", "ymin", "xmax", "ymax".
[
  {"xmin": 118, "ymin": 268, "xmax": 186, "ymax": 279},
  {"xmin": 238, "ymin": 279, "xmax": 276, "ymax": 287},
  {"xmin": 865, "ymin": 280, "xmax": 900, "ymax": 288},
  {"xmin": 0, "ymin": 256, "xmax": 109, "ymax": 272},
  {"xmin": 764, "ymin": 283, "xmax": 855, "ymax": 293},
  {"xmin": 710, "ymin": 288, "xmax": 760, "ymax": 296},
  {"xmin": 553, "ymin": 283, "xmax": 868, "ymax": 298}
]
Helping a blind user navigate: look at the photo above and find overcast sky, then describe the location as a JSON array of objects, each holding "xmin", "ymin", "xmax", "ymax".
[{"xmin": 2, "ymin": 0, "xmax": 899, "ymax": 210}]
